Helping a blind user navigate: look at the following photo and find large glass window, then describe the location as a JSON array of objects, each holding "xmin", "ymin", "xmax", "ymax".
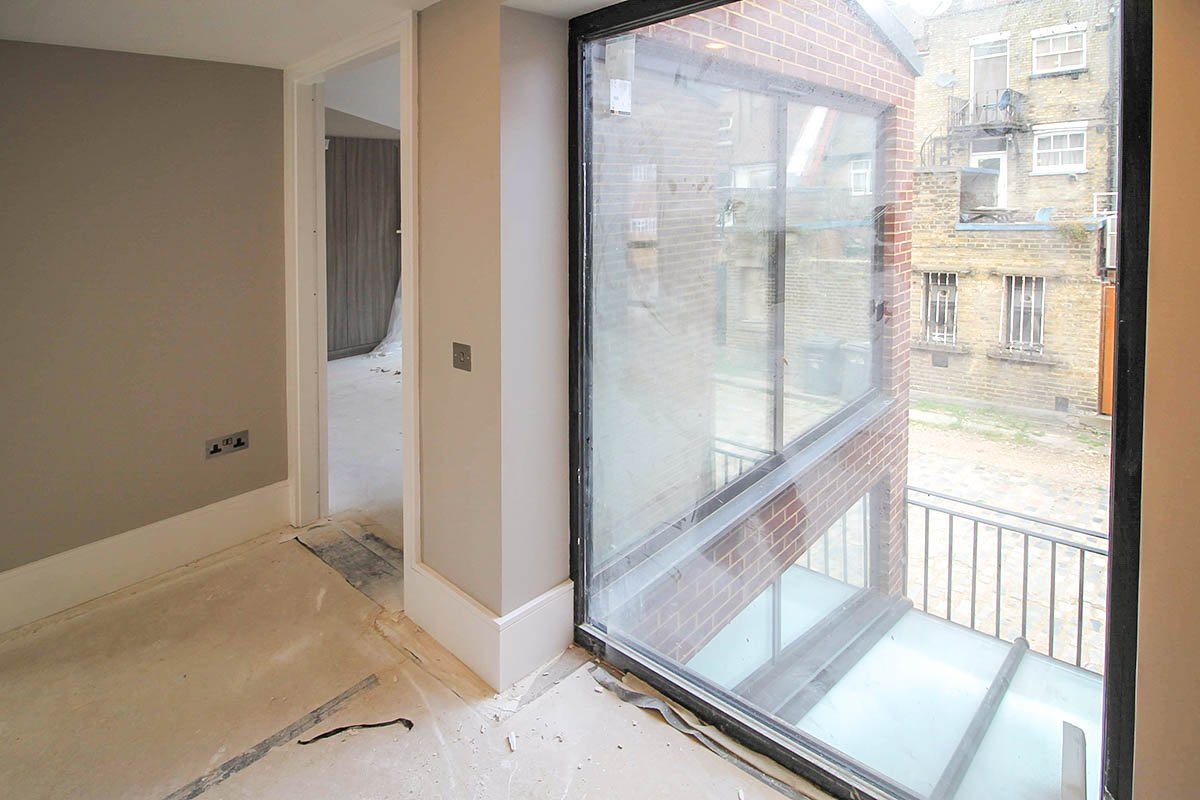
[
  {"xmin": 574, "ymin": 1, "xmax": 1133, "ymax": 799},
  {"xmin": 587, "ymin": 44, "xmax": 884, "ymax": 565}
]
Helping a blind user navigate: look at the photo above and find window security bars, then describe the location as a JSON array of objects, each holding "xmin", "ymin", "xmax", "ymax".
[
  {"xmin": 1003, "ymin": 275, "xmax": 1046, "ymax": 352},
  {"xmin": 923, "ymin": 272, "xmax": 959, "ymax": 344}
]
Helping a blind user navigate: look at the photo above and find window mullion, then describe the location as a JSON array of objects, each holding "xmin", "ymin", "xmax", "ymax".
[{"xmin": 772, "ymin": 96, "xmax": 787, "ymax": 454}]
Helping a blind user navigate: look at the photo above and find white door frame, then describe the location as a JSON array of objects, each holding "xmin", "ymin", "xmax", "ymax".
[
  {"xmin": 969, "ymin": 148, "xmax": 1009, "ymax": 208},
  {"xmin": 283, "ymin": 13, "xmax": 421, "ymax": 572}
]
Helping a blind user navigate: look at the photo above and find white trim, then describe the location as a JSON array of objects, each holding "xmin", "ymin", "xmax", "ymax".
[
  {"xmin": 1030, "ymin": 24, "xmax": 1087, "ymax": 77},
  {"xmin": 284, "ymin": 79, "xmax": 326, "ymax": 525},
  {"xmin": 1031, "ymin": 122, "xmax": 1088, "ymax": 175},
  {"xmin": 1030, "ymin": 22, "xmax": 1087, "ymax": 39},
  {"xmin": 849, "ymin": 158, "xmax": 872, "ymax": 196},
  {"xmin": 968, "ymin": 31, "xmax": 1009, "ymax": 46},
  {"xmin": 285, "ymin": 13, "xmax": 425, "ymax": 650},
  {"xmin": 1032, "ymin": 121, "xmax": 1090, "ymax": 132},
  {"xmin": 969, "ymin": 148, "xmax": 1008, "ymax": 208},
  {"xmin": 968, "ymin": 35, "xmax": 1009, "ymax": 118},
  {"xmin": 405, "ymin": 563, "xmax": 574, "ymax": 690},
  {"xmin": 0, "ymin": 482, "xmax": 290, "ymax": 635},
  {"xmin": 288, "ymin": 18, "xmax": 416, "ymax": 84},
  {"xmin": 282, "ymin": 14, "xmax": 418, "ymax": 569}
]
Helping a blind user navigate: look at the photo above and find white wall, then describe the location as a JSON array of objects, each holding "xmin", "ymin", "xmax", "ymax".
[
  {"xmin": 499, "ymin": 6, "xmax": 570, "ymax": 613},
  {"xmin": 325, "ymin": 52, "xmax": 403, "ymax": 129},
  {"xmin": 416, "ymin": 0, "xmax": 569, "ymax": 621},
  {"xmin": 417, "ymin": 0, "xmax": 505, "ymax": 614}
]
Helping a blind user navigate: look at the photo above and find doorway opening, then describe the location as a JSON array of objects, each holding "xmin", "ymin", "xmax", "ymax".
[
  {"xmin": 284, "ymin": 17, "xmax": 417, "ymax": 614},
  {"xmin": 322, "ymin": 53, "xmax": 405, "ymax": 550}
]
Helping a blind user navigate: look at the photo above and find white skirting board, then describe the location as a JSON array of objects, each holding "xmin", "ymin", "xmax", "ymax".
[
  {"xmin": 0, "ymin": 481, "xmax": 291, "ymax": 635},
  {"xmin": 404, "ymin": 562, "xmax": 574, "ymax": 691}
]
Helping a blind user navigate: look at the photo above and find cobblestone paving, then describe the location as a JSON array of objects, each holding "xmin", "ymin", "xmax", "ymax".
[{"xmin": 906, "ymin": 399, "xmax": 1112, "ymax": 673}]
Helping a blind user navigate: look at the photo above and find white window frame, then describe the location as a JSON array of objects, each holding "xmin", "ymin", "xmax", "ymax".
[
  {"xmin": 1001, "ymin": 275, "xmax": 1046, "ymax": 353},
  {"xmin": 849, "ymin": 158, "xmax": 872, "ymax": 196},
  {"xmin": 968, "ymin": 33, "xmax": 1010, "ymax": 116},
  {"xmin": 969, "ymin": 147, "xmax": 1008, "ymax": 208},
  {"xmin": 1031, "ymin": 122, "xmax": 1088, "ymax": 176},
  {"xmin": 1031, "ymin": 22, "xmax": 1088, "ymax": 76}
]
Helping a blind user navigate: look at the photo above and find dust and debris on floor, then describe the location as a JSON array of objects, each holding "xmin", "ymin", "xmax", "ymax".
[{"xmin": 0, "ymin": 526, "xmax": 833, "ymax": 800}]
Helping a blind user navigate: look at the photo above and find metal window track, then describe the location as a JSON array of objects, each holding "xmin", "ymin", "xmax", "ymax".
[{"xmin": 776, "ymin": 595, "xmax": 914, "ymax": 723}]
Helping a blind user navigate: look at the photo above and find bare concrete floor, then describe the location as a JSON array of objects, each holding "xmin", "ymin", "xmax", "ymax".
[{"xmin": 0, "ymin": 532, "xmax": 796, "ymax": 800}]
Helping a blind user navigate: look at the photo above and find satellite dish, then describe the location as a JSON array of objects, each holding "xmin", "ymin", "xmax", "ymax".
[{"xmin": 936, "ymin": 73, "xmax": 957, "ymax": 88}]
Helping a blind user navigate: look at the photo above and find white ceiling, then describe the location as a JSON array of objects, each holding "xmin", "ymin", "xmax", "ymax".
[
  {"xmin": 325, "ymin": 53, "xmax": 403, "ymax": 129},
  {"xmin": 503, "ymin": 0, "xmax": 612, "ymax": 18},
  {"xmin": 0, "ymin": 0, "xmax": 435, "ymax": 68}
]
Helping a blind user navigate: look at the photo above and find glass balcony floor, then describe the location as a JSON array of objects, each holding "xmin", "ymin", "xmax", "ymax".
[{"xmin": 687, "ymin": 569, "xmax": 1102, "ymax": 799}]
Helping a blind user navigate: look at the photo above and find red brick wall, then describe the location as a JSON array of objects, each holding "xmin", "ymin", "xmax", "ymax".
[
  {"xmin": 592, "ymin": 0, "xmax": 915, "ymax": 663},
  {"xmin": 613, "ymin": 403, "xmax": 909, "ymax": 662}
]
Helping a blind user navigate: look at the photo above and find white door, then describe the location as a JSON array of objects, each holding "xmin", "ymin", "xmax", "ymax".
[{"xmin": 970, "ymin": 150, "xmax": 1008, "ymax": 208}]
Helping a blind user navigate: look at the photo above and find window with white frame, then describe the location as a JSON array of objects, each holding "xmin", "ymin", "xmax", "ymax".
[
  {"xmin": 1032, "ymin": 24, "xmax": 1086, "ymax": 74},
  {"xmin": 1033, "ymin": 124, "xmax": 1087, "ymax": 174},
  {"xmin": 1002, "ymin": 275, "xmax": 1046, "ymax": 352},
  {"xmin": 849, "ymin": 159, "xmax": 872, "ymax": 196},
  {"xmin": 923, "ymin": 272, "xmax": 958, "ymax": 344}
]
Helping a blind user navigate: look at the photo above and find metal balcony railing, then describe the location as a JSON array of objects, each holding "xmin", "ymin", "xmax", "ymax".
[
  {"xmin": 906, "ymin": 487, "xmax": 1109, "ymax": 671},
  {"xmin": 709, "ymin": 439, "xmax": 1110, "ymax": 671},
  {"xmin": 712, "ymin": 437, "xmax": 772, "ymax": 489},
  {"xmin": 948, "ymin": 89, "xmax": 1028, "ymax": 130}
]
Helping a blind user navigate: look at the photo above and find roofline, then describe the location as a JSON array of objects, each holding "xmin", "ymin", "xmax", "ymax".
[{"xmin": 850, "ymin": 0, "xmax": 924, "ymax": 77}]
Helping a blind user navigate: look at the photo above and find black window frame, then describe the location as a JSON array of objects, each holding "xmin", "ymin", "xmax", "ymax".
[{"xmin": 568, "ymin": 1, "xmax": 1152, "ymax": 798}]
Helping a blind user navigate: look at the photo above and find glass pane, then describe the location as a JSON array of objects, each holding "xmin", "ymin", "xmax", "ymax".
[
  {"xmin": 688, "ymin": 585, "xmax": 774, "ymax": 687},
  {"xmin": 972, "ymin": 52, "xmax": 1008, "ymax": 95},
  {"xmin": 781, "ymin": 102, "xmax": 879, "ymax": 444},
  {"xmin": 579, "ymin": 2, "xmax": 1120, "ymax": 798}
]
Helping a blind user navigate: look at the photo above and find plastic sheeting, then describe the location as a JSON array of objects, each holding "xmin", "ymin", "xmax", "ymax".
[{"xmin": 370, "ymin": 280, "xmax": 403, "ymax": 358}]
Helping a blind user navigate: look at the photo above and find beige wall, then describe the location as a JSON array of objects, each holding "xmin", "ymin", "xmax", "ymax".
[
  {"xmin": 0, "ymin": 40, "xmax": 285, "ymax": 573},
  {"xmin": 1134, "ymin": 0, "xmax": 1200, "ymax": 794},
  {"xmin": 417, "ymin": 0, "xmax": 505, "ymax": 612}
]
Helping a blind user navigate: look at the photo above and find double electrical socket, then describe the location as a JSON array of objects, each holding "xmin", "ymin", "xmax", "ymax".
[{"xmin": 206, "ymin": 430, "xmax": 250, "ymax": 459}]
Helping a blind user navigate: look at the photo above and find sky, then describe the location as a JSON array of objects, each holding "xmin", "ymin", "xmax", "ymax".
[{"xmin": 892, "ymin": 0, "xmax": 951, "ymax": 15}]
